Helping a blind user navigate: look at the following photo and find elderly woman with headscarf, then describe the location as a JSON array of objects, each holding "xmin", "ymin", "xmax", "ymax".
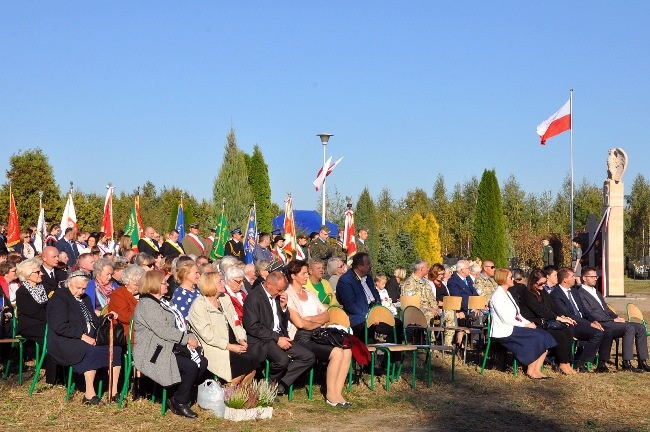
[
  {"xmin": 47, "ymin": 271, "xmax": 122, "ymax": 404},
  {"xmin": 15, "ymin": 258, "xmax": 60, "ymax": 384}
]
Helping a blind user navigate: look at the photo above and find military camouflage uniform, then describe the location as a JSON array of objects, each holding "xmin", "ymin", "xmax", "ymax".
[
  {"xmin": 309, "ymin": 237, "xmax": 333, "ymax": 261},
  {"xmin": 355, "ymin": 239, "xmax": 369, "ymax": 254},
  {"xmin": 542, "ymin": 244, "xmax": 554, "ymax": 267},
  {"xmin": 473, "ymin": 274, "xmax": 498, "ymax": 303},
  {"xmin": 401, "ymin": 273, "xmax": 439, "ymax": 326}
]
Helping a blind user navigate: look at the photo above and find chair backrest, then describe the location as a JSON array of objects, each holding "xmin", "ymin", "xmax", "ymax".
[
  {"xmin": 402, "ymin": 305, "xmax": 428, "ymax": 328},
  {"xmin": 467, "ymin": 295, "xmax": 487, "ymax": 310},
  {"xmin": 607, "ymin": 303, "xmax": 617, "ymax": 314},
  {"xmin": 327, "ymin": 306, "xmax": 351, "ymax": 328},
  {"xmin": 626, "ymin": 303, "xmax": 646, "ymax": 324},
  {"xmin": 365, "ymin": 305, "xmax": 397, "ymax": 344},
  {"xmin": 442, "ymin": 296, "xmax": 462, "ymax": 311},
  {"xmin": 400, "ymin": 294, "xmax": 421, "ymax": 309}
]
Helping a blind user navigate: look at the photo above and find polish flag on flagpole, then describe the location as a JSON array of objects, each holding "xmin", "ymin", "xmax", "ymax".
[
  {"xmin": 343, "ymin": 206, "xmax": 356, "ymax": 261},
  {"xmin": 536, "ymin": 100, "xmax": 571, "ymax": 145},
  {"xmin": 313, "ymin": 156, "xmax": 332, "ymax": 191},
  {"xmin": 313, "ymin": 156, "xmax": 344, "ymax": 191},
  {"xmin": 283, "ymin": 195, "xmax": 300, "ymax": 258}
]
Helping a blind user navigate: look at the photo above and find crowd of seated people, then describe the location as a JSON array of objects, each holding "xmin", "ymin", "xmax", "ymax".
[{"xmin": 5, "ymin": 227, "xmax": 650, "ymax": 421}]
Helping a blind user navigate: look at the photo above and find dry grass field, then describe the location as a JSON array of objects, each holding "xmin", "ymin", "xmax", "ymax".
[{"xmin": 2, "ymin": 278, "xmax": 649, "ymax": 432}]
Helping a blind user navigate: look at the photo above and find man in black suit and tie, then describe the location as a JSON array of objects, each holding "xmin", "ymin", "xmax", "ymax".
[
  {"xmin": 550, "ymin": 267, "xmax": 611, "ymax": 372},
  {"xmin": 243, "ymin": 271, "xmax": 314, "ymax": 395},
  {"xmin": 56, "ymin": 228, "xmax": 79, "ymax": 267},
  {"xmin": 40, "ymin": 246, "xmax": 66, "ymax": 295},
  {"xmin": 137, "ymin": 227, "xmax": 160, "ymax": 257},
  {"xmin": 577, "ymin": 267, "xmax": 650, "ymax": 372}
]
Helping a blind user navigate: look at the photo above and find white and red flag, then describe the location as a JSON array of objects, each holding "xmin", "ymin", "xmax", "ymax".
[
  {"xmin": 313, "ymin": 156, "xmax": 344, "ymax": 191},
  {"xmin": 536, "ymin": 100, "xmax": 571, "ymax": 145},
  {"xmin": 101, "ymin": 184, "xmax": 115, "ymax": 239},
  {"xmin": 343, "ymin": 206, "xmax": 356, "ymax": 260}
]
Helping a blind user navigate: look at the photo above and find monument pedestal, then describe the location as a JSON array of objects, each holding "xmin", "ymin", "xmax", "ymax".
[{"xmin": 603, "ymin": 179, "xmax": 625, "ymax": 297}]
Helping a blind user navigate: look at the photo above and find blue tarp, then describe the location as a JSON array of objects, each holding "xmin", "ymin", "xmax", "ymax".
[{"xmin": 272, "ymin": 210, "xmax": 339, "ymax": 237}]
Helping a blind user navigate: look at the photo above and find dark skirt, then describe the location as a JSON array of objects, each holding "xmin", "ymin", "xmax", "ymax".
[
  {"xmin": 294, "ymin": 329, "xmax": 334, "ymax": 362},
  {"xmin": 495, "ymin": 326, "xmax": 557, "ymax": 365},
  {"xmin": 227, "ymin": 323, "xmax": 256, "ymax": 379},
  {"xmin": 72, "ymin": 345, "xmax": 122, "ymax": 373}
]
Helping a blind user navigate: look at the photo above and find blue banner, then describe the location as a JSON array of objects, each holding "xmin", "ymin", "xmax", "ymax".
[
  {"xmin": 244, "ymin": 205, "xmax": 257, "ymax": 264},
  {"xmin": 176, "ymin": 203, "xmax": 185, "ymax": 242}
]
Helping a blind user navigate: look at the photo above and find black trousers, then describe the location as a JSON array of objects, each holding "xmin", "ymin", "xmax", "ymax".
[
  {"xmin": 174, "ymin": 354, "xmax": 207, "ymax": 404},
  {"xmin": 261, "ymin": 340, "xmax": 315, "ymax": 387},
  {"xmin": 573, "ymin": 321, "xmax": 608, "ymax": 363}
]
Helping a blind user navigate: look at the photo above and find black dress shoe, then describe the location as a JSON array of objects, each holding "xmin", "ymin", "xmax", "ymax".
[
  {"xmin": 638, "ymin": 361, "xmax": 650, "ymax": 372},
  {"xmin": 82, "ymin": 395, "xmax": 102, "ymax": 405},
  {"xmin": 593, "ymin": 364, "xmax": 610, "ymax": 373},
  {"xmin": 276, "ymin": 382, "xmax": 287, "ymax": 396},
  {"xmin": 170, "ymin": 397, "xmax": 198, "ymax": 419},
  {"xmin": 622, "ymin": 360, "xmax": 643, "ymax": 373}
]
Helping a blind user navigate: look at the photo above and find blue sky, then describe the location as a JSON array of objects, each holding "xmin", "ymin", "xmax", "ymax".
[{"xmin": 1, "ymin": 2, "xmax": 648, "ymax": 216}]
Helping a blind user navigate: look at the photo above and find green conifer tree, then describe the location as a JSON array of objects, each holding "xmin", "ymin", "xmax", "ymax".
[
  {"xmin": 212, "ymin": 128, "xmax": 254, "ymax": 231},
  {"xmin": 247, "ymin": 145, "xmax": 272, "ymax": 233},
  {"xmin": 472, "ymin": 170, "xmax": 508, "ymax": 267},
  {"xmin": 355, "ymin": 187, "xmax": 378, "ymax": 260}
]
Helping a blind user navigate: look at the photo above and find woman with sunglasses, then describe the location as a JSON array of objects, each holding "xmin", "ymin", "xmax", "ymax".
[
  {"xmin": 171, "ymin": 259, "xmax": 200, "ymax": 321},
  {"xmin": 489, "ymin": 268, "xmax": 557, "ymax": 379},
  {"xmin": 517, "ymin": 269, "xmax": 577, "ymax": 375}
]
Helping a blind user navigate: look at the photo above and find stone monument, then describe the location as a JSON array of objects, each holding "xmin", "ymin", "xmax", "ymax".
[{"xmin": 603, "ymin": 147, "xmax": 627, "ymax": 297}]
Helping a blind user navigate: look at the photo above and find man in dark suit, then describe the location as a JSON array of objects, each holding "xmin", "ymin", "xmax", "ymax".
[
  {"xmin": 242, "ymin": 271, "xmax": 314, "ymax": 395},
  {"xmin": 447, "ymin": 260, "xmax": 478, "ymax": 313},
  {"xmin": 577, "ymin": 267, "xmax": 650, "ymax": 372},
  {"xmin": 40, "ymin": 246, "xmax": 66, "ymax": 295},
  {"xmin": 137, "ymin": 227, "xmax": 160, "ymax": 257},
  {"xmin": 159, "ymin": 229, "xmax": 184, "ymax": 258},
  {"xmin": 551, "ymin": 267, "xmax": 611, "ymax": 372},
  {"xmin": 56, "ymin": 228, "xmax": 79, "ymax": 267},
  {"xmin": 335, "ymin": 252, "xmax": 381, "ymax": 336}
]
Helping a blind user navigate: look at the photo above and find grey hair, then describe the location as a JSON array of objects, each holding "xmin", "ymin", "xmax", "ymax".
[
  {"xmin": 16, "ymin": 258, "xmax": 41, "ymax": 282},
  {"xmin": 219, "ymin": 256, "xmax": 239, "ymax": 273},
  {"xmin": 469, "ymin": 263, "xmax": 481, "ymax": 274},
  {"xmin": 326, "ymin": 257, "xmax": 342, "ymax": 276},
  {"xmin": 224, "ymin": 265, "xmax": 245, "ymax": 282},
  {"xmin": 456, "ymin": 260, "xmax": 469, "ymax": 272},
  {"xmin": 255, "ymin": 259, "xmax": 270, "ymax": 274},
  {"xmin": 414, "ymin": 259, "xmax": 428, "ymax": 272},
  {"xmin": 512, "ymin": 268, "xmax": 527, "ymax": 281},
  {"xmin": 93, "ymin": 257, "xmax": 114, "ymax": 275},
  {"xmin": 121, "ymin": 264, "xmax": 145, "ymax": 285}
]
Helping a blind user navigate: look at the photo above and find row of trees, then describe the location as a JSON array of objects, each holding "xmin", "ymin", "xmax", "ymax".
[{"xmin": 2, "ymin": 133, "xmax": 649, "ymax": 277}]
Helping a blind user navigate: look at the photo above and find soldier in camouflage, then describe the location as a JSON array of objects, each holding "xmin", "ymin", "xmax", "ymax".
[
  {"xmin": 309, "ymin": 225, "xmax": 333, "ymax": 261},
  {"xmin": 401, "ymin": 260, "xmax": 439, "ymax": 325},
  {"xmin": 473, "ymin": 260, "xmax": 498, "ymax": 302}
]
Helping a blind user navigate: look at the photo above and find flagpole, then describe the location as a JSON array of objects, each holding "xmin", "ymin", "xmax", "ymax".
[
  {"xmin": 570, "ymin": 89, "xmax": 574, "ymax": 243},
  {"xmin": 317, "ymin": 133, "xmax": 333, "ymax": 225}
]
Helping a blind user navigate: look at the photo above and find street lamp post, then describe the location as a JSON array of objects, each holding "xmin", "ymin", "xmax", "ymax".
[{"xmin": 316, "ymin": 133, "xmax": 333, "ymax": 225}]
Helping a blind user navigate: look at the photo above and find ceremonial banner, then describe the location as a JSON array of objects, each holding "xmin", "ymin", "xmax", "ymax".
[
  {"xmin": 343, "ymin": 207, "xmax": 356, "ymax": 260},
  {"xmin": 6, "ymin": 190, "xmax": 20, "ymax": 249},
  {"xmin": 210, "ymin": 204, "xmax": 227, "ymax": 260},
  {"xmin": 176, "ymin": 201, "xmax": 185, "ymax": 243},
  {"xmin": 101, "ymin": 184, "xmax": 114, "ymax": 239},
  {"xmin": 125, "ymin": 195, "xmax": 143, "ymax": 252},
  {"xmin": 59, "ymin": 192, "xmax": 77, "ymax": 234},
  {"xmin": 34, "ymin": 203, "xmax": 46, "ymax": 254},
  {"xmin": 283, "ymin": 195, "xmax": 297, "ymax": 258},
  {"xmin": 244, "ymin": 205, "xmax": 257, "ymax": 264}
]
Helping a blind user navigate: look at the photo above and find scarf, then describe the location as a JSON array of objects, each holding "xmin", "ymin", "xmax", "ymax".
[
  {"xmin": 22, "ymin": 281, "xmax": 48, "ymax": 304},
  {"xmin": 225, "ymin": 286, "xmax": 246, "ymax": 324},
  {"xmin": 76, "ymin": 296, "xmax": 97, "ymax": 335},
  {"xmin": 160, "ymin": 297, "xmax": 187, "ymax": 332},
  {"xmin": 96, "ymin": 280, "xmax": 114, "ymax": 309}
]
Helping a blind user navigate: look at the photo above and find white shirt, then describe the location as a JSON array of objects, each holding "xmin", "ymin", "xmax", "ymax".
[
  {"xmin": 263, "ymin": 286, "xmax": 281, "ymax": 333},
  {"xmin": 559, "ymin": 285, "xmax": 582, "ymax": 317},
  {"xmin": 581, "ymin": 284, "xmax": 606, "ymax": 310}
]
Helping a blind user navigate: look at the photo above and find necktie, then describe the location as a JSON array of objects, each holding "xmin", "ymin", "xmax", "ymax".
[{"xmin": 567, "ymin": 291, "xmax": 582, "ymax": 318}]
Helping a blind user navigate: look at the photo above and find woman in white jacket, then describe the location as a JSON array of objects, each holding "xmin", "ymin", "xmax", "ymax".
[{"xmin": 489, "ymin": 268, "xmax": 556, "ymax": 379}]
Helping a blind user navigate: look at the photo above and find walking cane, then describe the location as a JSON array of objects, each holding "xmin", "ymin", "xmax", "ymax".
[{"xmin": 108, "ymin": 317, "xmax": 114, "ymax": 403}]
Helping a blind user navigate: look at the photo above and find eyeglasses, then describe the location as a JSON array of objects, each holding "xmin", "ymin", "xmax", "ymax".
[
  {"xmin": 535, "ymin": 281, "xmax": 547, "ymax": 287},
  {"xmin": 485, "ymin": 266, "xmax": 495, "ymax": 269},
  {"xmin": 583, "ymin": 275, "xmax": 598, "ymax": 278},
  {"xmin": 145, "ymin": 263, "xmax": 155, "ymax": 268},
  {"xmin": 234, "ymin": 279, "xmax": 244, "ymax": 285},
  {"xmin": 31, "ymin": 270, "xmax": 43, "ymax": 274},
  {"xmin": 338, "ymin": 264, "xmax": 345, "ymax": 269},
  {"xmin": 506, "ymin": 275, "xmax": 513, "ymax": 279}
]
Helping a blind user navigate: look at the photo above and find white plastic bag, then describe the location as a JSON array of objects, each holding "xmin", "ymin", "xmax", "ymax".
[{"xmin": 197, "ymin": 379, "xmax": 225, "ymax": 417}]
